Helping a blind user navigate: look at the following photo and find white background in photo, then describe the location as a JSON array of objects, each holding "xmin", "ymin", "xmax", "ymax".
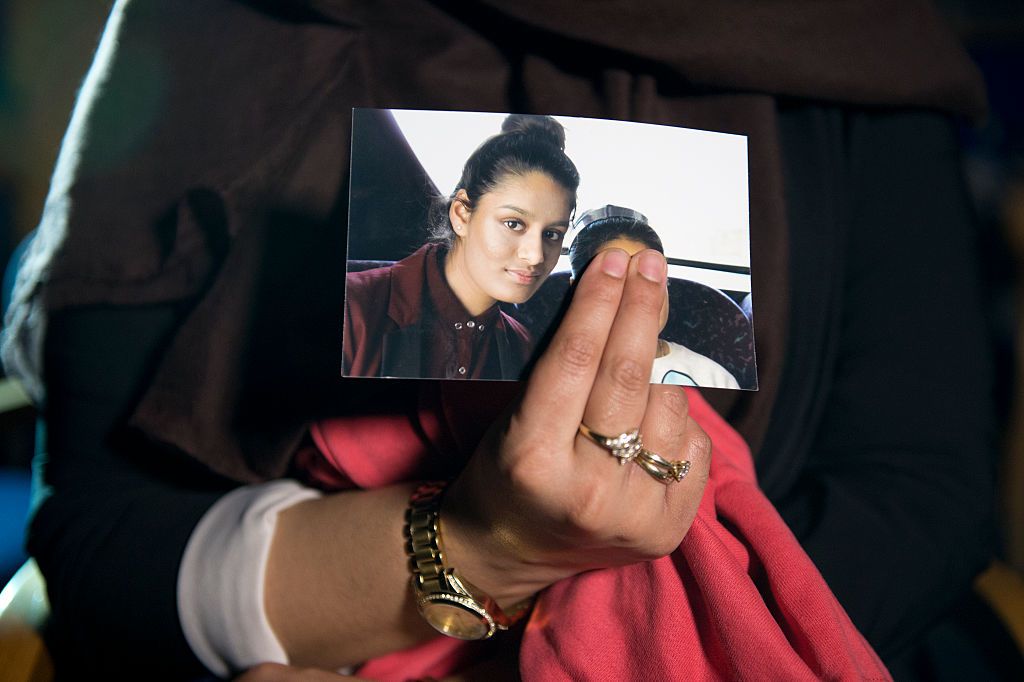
[{"xmin": 391, "ymin": 109, "xmax": 750, "ymax": 294}]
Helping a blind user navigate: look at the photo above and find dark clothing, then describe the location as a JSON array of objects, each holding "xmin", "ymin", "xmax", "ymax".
[
  {"xmin": 2, "ymin": 1, "xmax": 995, "ymax": 679},
  {"xmin": 343, "ymin": 243, "xmax": 532, "ymax": 380},
  {"xmin": 3, "ymin": 0, "xmax": 987, "ymax": 476}
]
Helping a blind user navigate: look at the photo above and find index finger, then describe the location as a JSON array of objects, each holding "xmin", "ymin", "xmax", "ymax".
[{"xmin": 517, "ymin": 248, "xmax": 630, "ymax": 439}]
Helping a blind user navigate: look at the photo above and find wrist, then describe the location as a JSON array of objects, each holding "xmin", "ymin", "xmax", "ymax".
[
  {"xmin": 439, "ymin": 479, "xmax": 565, "ymax": 606},
  {"xmin": 405, "ymin": 481, "xmax": 549, "ymax": 641}
]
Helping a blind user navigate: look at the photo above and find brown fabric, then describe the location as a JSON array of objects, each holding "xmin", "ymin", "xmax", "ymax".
[
  {"xmin": 305, "ymin": 1, "xmax": 985, "ymax": 118},
  {"xmin": 10, "ymin": 0, "xmax": 986, "ymax": 480}
]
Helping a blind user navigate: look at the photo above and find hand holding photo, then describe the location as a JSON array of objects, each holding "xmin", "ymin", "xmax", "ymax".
[
  {"xmin": 567, "ymin": 206, "xmax": 741, "ymax": 389},
  {"xmin": 342, "ymin": 109, "xmax": 756, "ymax": 389}
]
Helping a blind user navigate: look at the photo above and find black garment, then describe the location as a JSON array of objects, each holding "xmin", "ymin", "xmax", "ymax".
[
  {"xmin": 38, "ymin": 305, "xmax": 229, "ymax": 680},
  {"xmin": 7, "ymin": 1, "xmax": 996, "ymax": 679},
  {"xmin": 766, "ymin": 107, "xmax": 996, "ymax": 665}
]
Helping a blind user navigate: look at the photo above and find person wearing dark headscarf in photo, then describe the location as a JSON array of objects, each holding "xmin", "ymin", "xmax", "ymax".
[{"xmin": 568, "ymin": 205, "xmax": 741, "ymax": 389}]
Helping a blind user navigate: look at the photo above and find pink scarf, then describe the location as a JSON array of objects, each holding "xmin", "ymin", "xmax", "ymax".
[{"xmin": 298, "ymin": 384, "xmax": 890, "ymax": 681}]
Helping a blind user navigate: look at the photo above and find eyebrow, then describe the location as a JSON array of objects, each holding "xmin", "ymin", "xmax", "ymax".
[{"xmin": 499, "ymin": 205, "xmax": 570, "ymax": 229}]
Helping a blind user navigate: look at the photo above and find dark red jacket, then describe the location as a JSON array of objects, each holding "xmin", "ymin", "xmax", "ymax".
[{"xmin": 343, "ymin": 244, "xmax": 532, "ymax": 379}]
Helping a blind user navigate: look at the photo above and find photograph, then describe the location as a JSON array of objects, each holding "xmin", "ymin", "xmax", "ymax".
[{"xmin": 343, "ymin": 108, "xmax": 757, "ymax": 389}]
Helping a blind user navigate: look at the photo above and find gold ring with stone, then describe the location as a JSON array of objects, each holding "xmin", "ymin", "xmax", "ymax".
[
  {"xmin": 634, "ymin": 448, "xmax": 691, "ymax": 484},
  {"xmin": 577, "ymin": 423, "xmax": 644, "ymax": 465}
]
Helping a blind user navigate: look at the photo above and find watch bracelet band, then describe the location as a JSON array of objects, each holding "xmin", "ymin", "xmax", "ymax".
[
  {"xmin": 405, "ymin": 481, "xmax": 450, "ymax": 594},
  {"xmin": 404, "ymin": 481, "xmax": 531, "ymax": 632}
]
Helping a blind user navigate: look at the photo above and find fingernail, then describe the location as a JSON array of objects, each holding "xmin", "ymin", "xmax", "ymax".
[
  {"xmin": 601, "ymin": 249, "xmax": 628, "ymax": 278},
  {"xmin": 637, "ymin": 250, "xmax": 666, "ymax": 283}
]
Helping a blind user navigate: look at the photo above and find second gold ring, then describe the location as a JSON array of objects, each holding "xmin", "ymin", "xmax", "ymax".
[{"xmin": 634, "ymin": 448, "xmax": 691, "ymax": 484}]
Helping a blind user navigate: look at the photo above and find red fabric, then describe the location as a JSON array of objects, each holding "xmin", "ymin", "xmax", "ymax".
[{"xmin": 303, "ymin": 386, "xmax": 890, "ymax": 681}]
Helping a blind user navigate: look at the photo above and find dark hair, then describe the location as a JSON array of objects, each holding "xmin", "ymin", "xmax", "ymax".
[
  {"xmin": 429, "ymin": 114, "xmax": 580, "ymax": 247},
  {"xmin": 568, "ymin": 209, "xmax": 665, "ymax": 279}
]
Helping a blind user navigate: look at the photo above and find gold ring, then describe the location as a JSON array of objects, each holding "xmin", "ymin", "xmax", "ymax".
[
  {"xmin": 634, "ymin": 448, "xmax": 690, "ymax": 484},
  {"xmin": 577, "ymin": 423, "xmax": 643, "ymax": 465}
]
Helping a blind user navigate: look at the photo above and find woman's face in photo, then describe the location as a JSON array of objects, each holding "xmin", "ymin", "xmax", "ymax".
[{"xmin": 448, "ymin": 171, "xmax": 572, "ymax": 314}]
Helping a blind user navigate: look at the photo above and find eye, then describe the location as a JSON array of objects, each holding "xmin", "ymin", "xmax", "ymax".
[
  {"xmin": 502, "ymin": 219, "xmax": 525, "ymax": 231},
  {"xmin": 543, "ymin": 229, "xmax": 566, "ymax": 243}
]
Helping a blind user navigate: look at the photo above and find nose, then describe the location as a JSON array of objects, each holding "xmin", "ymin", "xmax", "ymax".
[{"xmin": 518, "ymin": 229, "xmax": 544, "ymax": 266}]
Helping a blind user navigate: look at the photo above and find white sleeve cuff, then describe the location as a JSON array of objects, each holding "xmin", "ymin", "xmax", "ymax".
[{"xmin": 177, "ymin": 480, "xmax": 323, "ymax": 678}]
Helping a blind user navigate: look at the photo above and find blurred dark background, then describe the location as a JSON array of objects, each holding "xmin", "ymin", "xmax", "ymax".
[
  {"xmin": 0, "ymin": 0, "xmax": 1022, "ymax": 660},
  {"xmin": 0, "ymin": 0, "xmax": 116, "ymax": 588}
]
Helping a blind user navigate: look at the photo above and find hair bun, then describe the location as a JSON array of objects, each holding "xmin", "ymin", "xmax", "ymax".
[
  {"xmin": 573, "ymin": 205, "xmax": 649, "ymax": 232},
  {"xmin": 501, "ymin": 114, "xmax": 566, "ymax": 151}
]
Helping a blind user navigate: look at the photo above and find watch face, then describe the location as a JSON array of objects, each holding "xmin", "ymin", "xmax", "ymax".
[{"xmin": 420, "ymin": 596, "xmax": 494, "ymax": 640}]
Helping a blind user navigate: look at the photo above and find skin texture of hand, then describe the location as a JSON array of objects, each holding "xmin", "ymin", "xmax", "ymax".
[
  {"xmin": 442, "ymin": 248, "xmax": 711, "ymax": 606},
  {"xmin": 264, "ymin": 249, "xmax": 710, "ymax": 669}
]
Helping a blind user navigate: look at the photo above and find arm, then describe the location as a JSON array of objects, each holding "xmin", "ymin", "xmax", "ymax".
[
  {"xmin": 18, "ymin": 4, "xmax": 360, "ymax": 672},
  {"xmin": 31, "ymin": 304, "xmax": 229, "ymax": 678},
  {"xmin": 31, "ymin": 248, "xmax": 709, "ymax": 677},
  {"xmin": 264, "ymin": 248, "xmax": 713, "ymax": 670}
]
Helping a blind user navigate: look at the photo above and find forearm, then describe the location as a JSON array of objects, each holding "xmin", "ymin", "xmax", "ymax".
[
  {"xmin": 264, "ymin": 480, "xmax": 549, "ymax": 670},
  {"xmin": 30, "ymin": 480, "xmax": 224, "ymax": 677},
  {"xmin": 264, "ymin": 483, "xmax": 437, "ymax": 669},
  {"xmin": 32, "ymin": 304, "xmax": 230, "ymax": 677}
]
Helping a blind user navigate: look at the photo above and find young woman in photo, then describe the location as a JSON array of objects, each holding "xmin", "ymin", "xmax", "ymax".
[
  {"xmin": 343, "ymin": 114, "xmax": 579, "ymax": 380},
  {"xmin": 569, "ymin": 206, "xmax": 741, "ymax": 389},
  {"xmin": 344, "ymin": 112, "xmax": 581, "ymax": 378}
]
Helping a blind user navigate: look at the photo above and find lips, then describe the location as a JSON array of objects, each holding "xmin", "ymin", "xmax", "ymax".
[{"xmin": 507, "ymin": 269, "xmax": 540, "ymax": 285}]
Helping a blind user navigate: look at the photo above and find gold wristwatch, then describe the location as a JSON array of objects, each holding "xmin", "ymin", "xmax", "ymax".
[{"xmin": 404, "ymin": 482, "xmax": 527, "ymax": 640}]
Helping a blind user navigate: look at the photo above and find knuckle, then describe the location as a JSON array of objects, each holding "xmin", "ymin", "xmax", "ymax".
[
  {"xmin": 631, "ymin": 530, "xmax": 673, "ymax": 560},
  {"xmin": 623, "ymin": 527, "xmax": 654, "ymax": 556},
  {"xmin": 564, "ymin": 483, "xmax": 606, "ymax": 533},
  {"xmin": 617, "ymin": 510, "xmax": 666, "ymax": 559},
  {"xmin": 658, "ymin": 386, "xmax": 690, "ymax": 422},
  {"xmin": 651, "ymin": 534, "xmax": 682, "ymax": 558},
  {"xmin": 629, "ymin": 283, "xmax": 665, "ymax": 316},
  {"xmin": 639, "ymin": 511, "xmax": 689, "ymax": 558},
  {"xmin": 686, "ymin": 426, "xmax": 712, "ymax": 462},
  {"xmin": 503, "ymin": 446, "xmax": 545, "ymax": 492},
  {"xmin": 500, "ymin": 427, "xmax": 546, "ymax": 488},
  {"xmin": 681, "ymin": 428, "xmax": 712, "ymax": 490},
  {"xmin": 589, "ymin": 277, "xmax": 624, "ymax": 306},
  {"xmin": 694, "ymin": 458, "xmax": 711, "ymax": 489},
  {"xmin": 556, "ymin": 332, "xmax": 600, "ymax": 375},
  {"xmin": 607, "ymin": 355, "xmax": 649, "ymax": 396},
  {"xmin": 647, "ymin": 388, "xmax": 691, "ymax": 446}
]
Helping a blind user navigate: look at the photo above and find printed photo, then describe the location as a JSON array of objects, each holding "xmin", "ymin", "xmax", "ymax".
[{"xmin": 343, "ymin": 108, "xmax": 756, "ymax": 389}]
